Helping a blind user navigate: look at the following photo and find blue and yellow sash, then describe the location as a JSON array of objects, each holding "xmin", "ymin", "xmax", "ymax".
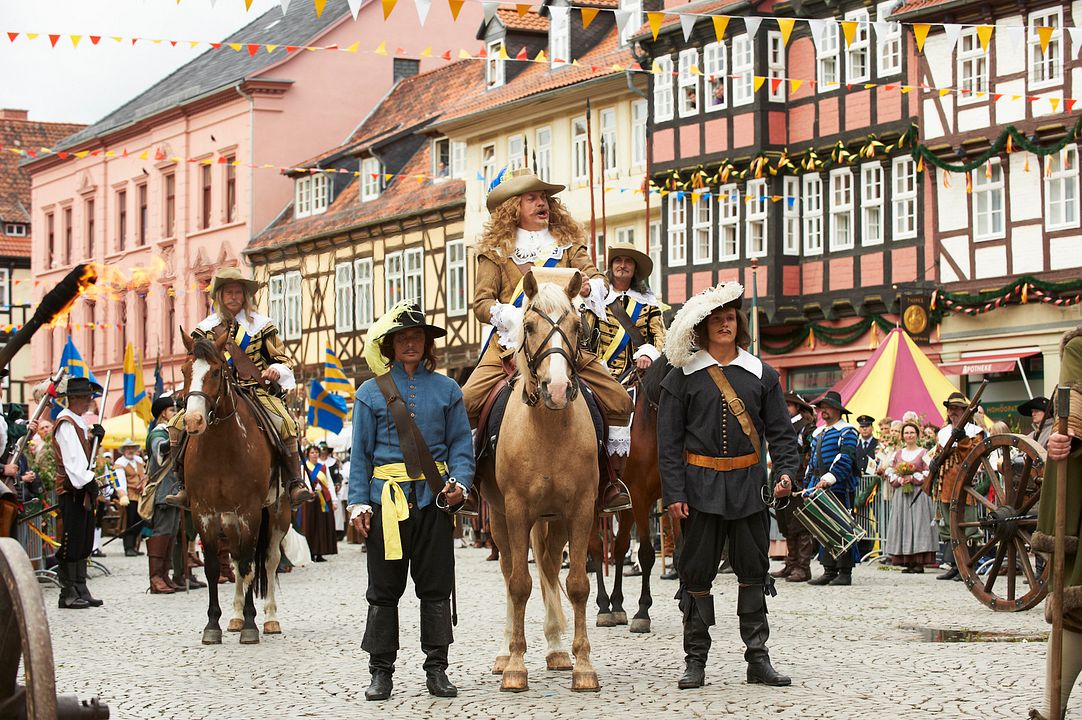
[
  {"xmin": 224, "ymin": 323, "xmax": 253, "ymax": 367},
  {"xmin": 479, "ymin": 255, "xmax": 561, "ymax": 356},
  {"xmin": 602, "ymin": 300, "xmax": 644, "ymax": 365}
]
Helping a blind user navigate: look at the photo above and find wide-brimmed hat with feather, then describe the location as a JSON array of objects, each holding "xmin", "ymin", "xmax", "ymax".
[
  {"xmin": 363, "ymin": 301, "xmax": 447, "ymax": 376},
  {"xmin": 666, "ymin": 281, "xmax": 744, "ymax": 368}
]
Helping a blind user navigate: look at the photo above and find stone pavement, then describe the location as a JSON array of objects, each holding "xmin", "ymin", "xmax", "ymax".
[{"xmin": 45, "ymin": 544, "xmax": 1054, "ymax": 719}]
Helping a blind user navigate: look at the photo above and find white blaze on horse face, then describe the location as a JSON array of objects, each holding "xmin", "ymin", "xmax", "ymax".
[
  {"xmin": 185, "ymin": 358, "xmax": 211, "ymax": 432},
  {"xmin": 543, "ymin": 309, "xmax": 570, "ymax": 407}
]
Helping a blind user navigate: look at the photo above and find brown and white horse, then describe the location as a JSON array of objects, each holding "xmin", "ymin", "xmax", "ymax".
[
  {"xmin": 483, "ymin": 268, "xmax": 600, "ymax": 692},
  {"xmin": 180, "ymin": 331, "xmax": 292, "ymax": 646}
]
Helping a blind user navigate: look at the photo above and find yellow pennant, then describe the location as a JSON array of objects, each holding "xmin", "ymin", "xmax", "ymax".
[
  {"xmin": 498, "ymin": 44, "xmax": 509, "ymax": 60},
  {"xmin": 227, "ymin": 42, "xmax": 243, "ymax": 51},
  {"xmin": 345, "ymin": 41, "xmax": 360, "ymax": 52},
  {"xmin": 1051, "ymin": 97, "xmax": 1061, "ymax": 112},
  {"xmin": 581, "ymin": 7, "xmax": 599, "ymax": 29},
  {"xmin": 25, "ymin": 33, "xmax": 38, "ymax": 40},
  {"xmin": 900, "ymin": 85, "xmax": 912, "ymax": 93},
  {"xmin": 448, "ymin": 0, "xmax": 465, "ymax": 21},
  {"xmin": 647, "ymin": 12, "xmax": 664, "ymax": 40},
  {"xmin": 70, "ymin": 35, "xmax": 82, "ymax": 48},
  {"xmin": 265, "ymin": 44, "xmax": 278, "ymax": 53},
  {"xmin": 776, "ymin": 18, "xmax": 794, "ymax": 46},
  {"xmin": 789, "ymin": 78, "xmax": 804, "ymax": 94},
  {"xmin": 458, "ymin": 48, "xmax": 471, "ymax": 59},
  {"xmin": 690, "ymin": 64, "xmax": 701, "ymax": 76},
  {"xmin": 753, "ymin": 76, "xmax": 766, "ymax": 92},
  {"xmin": 712, "ymin": 16, "xmax": 730, "ymax": 42},
  {"xmin": 534, "ymin": 48, "xmax": 546, "ymax": 62},
  {"xmin": 420, "ymin": 46, "xmax": 432, "ymax": 57},
  {"xmin": 245, "ymin": 0, "xmax": 253, "ymax": 8},
  {"xmin": 939, "ymin": 88, "xmax": 951, "ymax": 97},
  {"xmin": 913, "ymin": 23, "xmax": 931, "ymax": 52},
  {"xmin": 840, "ymin": 20, "xmax": 857, "ymax": 47},
  {"xmin": 382, "ymin": 0, "xmax": 397, "ymax": 20},
  {"xmin": 314, "ymin": 0, "xmax": 327, "ymax": 17},
  {"xmin": 374, "ymin": 41, "xmax": 388, "ymax": 55},
  {"xmin": 976, "ymin": 25, "xmax": 994, "ymax": 52},
  {"xmin": 1037, "ymin": 25, "xmax": 1053, "ymax": 55}
]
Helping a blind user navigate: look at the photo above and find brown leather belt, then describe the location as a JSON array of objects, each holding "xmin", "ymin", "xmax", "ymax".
[{"xmin": 684, "ymin": 451, "xmax": 759, "ymax": 472}]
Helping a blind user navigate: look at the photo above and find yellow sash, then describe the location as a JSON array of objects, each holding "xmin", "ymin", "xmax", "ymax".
[{"xmin": 372, "ymin": 461, "xmax": 448, "ymax": 560}]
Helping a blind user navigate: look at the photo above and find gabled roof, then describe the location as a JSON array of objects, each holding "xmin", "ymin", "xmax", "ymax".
[
  {"xmin": 494, "ymin": 8, "xmax": 550, "ymax": 33},
  {"xmin": 51, "ymin": 0, "xmax": 352, "ymax": 151},
  {"xmin": 435, "ymin": 28, "xmax": 634, "ymax": 126},
  {"xmin": 0, "ymin": 114, "xmax": 85, "ymax": 256}
]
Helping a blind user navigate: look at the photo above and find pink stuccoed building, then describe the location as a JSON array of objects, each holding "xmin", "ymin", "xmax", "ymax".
[{"xmin": 24, "ymin": 0, "xmax": 481, "ymax": 411}]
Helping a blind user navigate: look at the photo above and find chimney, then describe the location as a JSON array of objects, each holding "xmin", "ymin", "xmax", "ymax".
[{"xmin": 0, "ymin": 109, "xmax": 29, "ymax": 121}]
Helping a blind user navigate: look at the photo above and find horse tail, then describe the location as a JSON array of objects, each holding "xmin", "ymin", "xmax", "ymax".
[
  {"xmin": 252, "ymin": 507, "xmax": 271, "ymax": 600},
  {"xmin": 531, "ymin": 522, "xmax": 567, "ymax": 636}
]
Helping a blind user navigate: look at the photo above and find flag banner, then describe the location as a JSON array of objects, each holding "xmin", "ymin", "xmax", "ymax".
[
  {"xmin": 59, "ymin": 336, "xmax": 100, "ymax": 385},
  {"xmin": 308, "ymin": 379, "xmax": 348, "ymax": 434},
  {"xmin": 323, "ymin": 346, "xmax": 356, "ymax": 399},
  {"xmin": 123, "ymin": 342, "xmax": 153, "ymax": 423}
]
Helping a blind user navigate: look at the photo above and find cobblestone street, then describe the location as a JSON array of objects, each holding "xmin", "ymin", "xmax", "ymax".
[{"xmin": 46, "ymin": 543, "xmax": 1053, "ymax": 719}]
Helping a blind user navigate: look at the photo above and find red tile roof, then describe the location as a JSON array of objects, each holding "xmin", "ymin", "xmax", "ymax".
[
  {"xmin": 496, "ymin": 8, "xmax": 549, "ymax": 32},
  {"xmin": 889, "ymin": 0, "xmax": 968, "ymax": 19},
  {"xmin": 0, "ymin": 115, "xmax": 84, "ymax": 258},
  {"xmin": 436, "ymin": 28, "xmax": 635, "ymax": 125}
]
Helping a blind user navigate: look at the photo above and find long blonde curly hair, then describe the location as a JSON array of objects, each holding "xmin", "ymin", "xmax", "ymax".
[{"xmin": 475, "ymin": 193, "xmax": 585, "ymax": 258}]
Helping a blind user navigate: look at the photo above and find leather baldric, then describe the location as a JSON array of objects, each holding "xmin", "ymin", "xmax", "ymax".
[
  {"xmin": 706, "ymin": 365, "xmax": 762, "ymax": 464},
  {"xmin": 608, "ymin": 298, "xmax": 646, "ymax": 352},
  {"xmin": 374, "ymin": 373, "xmax": 447, "ymax": 499}
]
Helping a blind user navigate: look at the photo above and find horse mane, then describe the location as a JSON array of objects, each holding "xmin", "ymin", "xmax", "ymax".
[
  {"xmin": 191, "ymin": 337, "xmax": 220, "ymax": 362},
  {"xmin": 527, "ymin": 282, "xmax": 574, "ymax": 316},
  {"xmin": 639, "ymin": 352, "xmax": 672, "ymax": 408}
]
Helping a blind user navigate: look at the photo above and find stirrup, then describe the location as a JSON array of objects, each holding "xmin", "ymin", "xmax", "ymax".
[
  {"xmin": 600, "ymin": 479, "xmax": 632, "ymax": 515},
  {"xmin": 165, "ymin": 488, "xmax": 189, "ymax": 508},
  {"xmin": 288, "ymin": 482, "xmax": 316, "ymax": 507}
]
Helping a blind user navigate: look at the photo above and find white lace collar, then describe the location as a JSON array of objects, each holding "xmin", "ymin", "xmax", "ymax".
[
  {"xmin": 196, "ymin": 310, "xmax": 271, "ymax": 336},
  {"xmin": 681, "ymin": 348, "xmax": 763, "ymax": 378},
  {"xmin": 605, "ymin": 286, "xmax": 659, "ymax": 307},
  {"xmin": 512, "ymin": 227, "xmax": 571, "ymax": 264}
]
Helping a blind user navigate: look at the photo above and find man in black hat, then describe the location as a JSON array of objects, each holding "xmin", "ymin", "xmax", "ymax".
[
  {"xmin": 770, "ymin": 392, "xmax": 816, "ymax": 583},
  {"xmin": 854, "ymin": 415, "xmax": 879, "ymax": 475},
  {"xmin": 805, "ymin": 391, "xmax": 861, "ymax": 586},
  {"xmin": 53, "ymin": 376, "xmax": 107, "ymax": 610},
  {"xmin": 1018, "ymin": 396, "xmax": 1050, "ymax": 442}
]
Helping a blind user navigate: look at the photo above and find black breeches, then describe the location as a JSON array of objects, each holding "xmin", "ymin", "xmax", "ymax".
[
  {"xmin": 151, "ymin": 503, "xmax": 181, "ymax": 538},
  {"xmin": 365, "ymin": 502, "xmax": 454, "ymax": 607},
  {"xmin": 57, "ymin": 492, "xmax": 95, "ymax": 562},
  {"xmin": 679, "ymin": 507, "xmax": 770, "ymax": 593}
]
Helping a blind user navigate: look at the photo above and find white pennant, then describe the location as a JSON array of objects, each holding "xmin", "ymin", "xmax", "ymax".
[
  {"xmin": 1003, "ymin": 25, "xmax": 1024, "ymax": 52},
  {"xmin": 807, "ymin": 18, "xmax": 826, "ymax": 51},
  {"xmin": 613, "ymin": 9, "xmax": 631, "ymax": 35},
  {"xmin": 941, "ymin": 23, "xmax": 962, "ymax": 56},
  {"xmin": 347, "ymin": 0, "xmax": 362, "ymax": 19},
  {"xmin": 483, "ymin": 1, "xmax": 498, "ymax": 25},
  {"xmin": 871, "ymin": 20, "xmax": 890, "ymax": 41},
  {"xmin": 679, "ymin": 14, "xmax": 697, "ymax": 42},
  {"xmin": 414, "ymin": 0, "xmax": 432, "ymax": 25},
  {"xmin": 744, "ymin": 16, "xmax": 762, "ymax": 39},
  {"xmin": 1069, "ymin": 25, "xmax": 1082, "ymax": 57}
]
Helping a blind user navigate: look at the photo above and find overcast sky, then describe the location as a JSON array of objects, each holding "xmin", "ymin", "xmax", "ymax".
[{"xmin": 0, "ymin": 0, "xmax": 284, "ymax": 125}]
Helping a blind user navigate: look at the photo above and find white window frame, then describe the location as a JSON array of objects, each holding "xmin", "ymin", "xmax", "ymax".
[
  {"xmin": 691, "ymin": 192, "xmax": 713, "ymax": 265},
  {"xmin": 732, "ymin": 34, "xmax": 754, "ymax": 107},
  {"xmin": 354, "ymin": 258, "xmax": 374, "ymax": 330},
  {"xmin": 972, "ymin": 158, "xmax": 1006, "ymax": 241},
  {"xmin": 361, "ymin": 157, "xmax": 382, "ymax": 202},
  {"xmin": 481, "ymin": 144, "xmax": 497, "ymax": 195},
  {"xmin": 268, "ymin": 274, "xmax": 285, "ymax": 331},
  {"xmin": 446, "ymin": 239, "xmax": 468, "ymax": 317},
  {"xmin": 600, "ymin": 108, "xmax": 618, "ymax": 176},
  {"xmin": 803, "ymin": 174, "xmax": 824, "ymax": 255},
  {"xmin": 861, "ymin": 163, "xmax": 884, "ymax": 246},
  {"xmin": 335, "ymin": 262, "xmax": 354, "ymax": 333},
  {"xmin": 845, "ymin": 9, "xmax": 870, "ymax": 84},
  {"xmin": 0, "ymin": 268, "xmax": 10, "ymax": 306},
  {"xmin": 549, "ymin": 6, "xmax": 570, "ymax": 67},
  {"xmin": 3, "ymin": 223, "xmax": 26, "ymax": 237},
  {"xmin": 746, "ymin": 179, "xmax": 768, "ymax": 258},
  {"xmin": 1028, "ymin": 8, "xmax": 1064, "ymax": 89},
  {"xmin": 767, "ymin": 31, "xmax": 786, "ymax": 102},
  {"xmin": 718, "ymin": 185, "xmax": 740, "ymax": 261},
  {"xmin": 703, "ymin": 41, "xmax": 728, "ymax": 111},
  {"xmin": 892, "ymin": 156, "xmax": 917, "ymax": 239},
  {"xmin": 571, "ymin": 116, "xmax": 589, "ymax": 184},
  {"xmin": 678, "ymin": 48, "xmax": 701, "ymax": 118},
  {"xmin": 957, "ymin": 28, "xmax": 989, "ymax": 104},
  {"xmin": 782, "ymin": 177, "xmax": 801, "ymax": 256},
  {"xmin": 451, "ymin": 140, "xmax": 466, "ymax": 179},
  {"xmin": 817, "ymin": 21, "xmax": 840, "ymax": 90},
  {"xmin": 404, "ymin": 247, "xmax": 424, "ymax": 307},
  {"xmin": 654, "ymin": 55, "xmax": 675, "ymax": 122},
  {"xmin": 283, "ymin": 271, "xmax": 302, "ymax": 341},
  {"xmin": 1045, "ymin": 145, "xmax": 1079, "ymax": 230},
  {"xmin": 294, "ymin": 176, "xmax": 312, "ymax": 218},
  {"xmin": 630, "ymin": 101, "xmax": 647, "ymax": 168},
  {"xmin": 876, "ymin": 0, "xmax": 902, "ymax": 77},
  {"xmin": 535, "ymin": 127, "xmax": 553, "ymax": 181},
  {"xmin": 432, "ymin": 138, "xmax": 451, "ymax": 179},
  {"xmin": 667, "ymin": 195, "xmax": 687, "ymax": 267},
  {"xmin": 648, "ymin": 221, "xmax": 662, "ymax": 293},
  {"xmin": 486, "ymin": 39, "xmax": 505, "ymax": 89},
  {"xmin": 384, "ymin": 251, "xmax": 404, "ymax": 311},
  {"xmin": 311, "ymin": 173, "xmax": 329, "ymax": 215},
  {"xmin": 616, "ymin": 227, "xmax": 635, "ymax": 245},
  {"xmin": 619, "ymin": 0, "xmax": 642, "ymax": 46},
  {"xmin": 508, "ymin": 134, "xmax": 526, "ymax": 171},
  {"xmin": 829, "ymin": 169, "xmax": 855, "ymax": 251}
]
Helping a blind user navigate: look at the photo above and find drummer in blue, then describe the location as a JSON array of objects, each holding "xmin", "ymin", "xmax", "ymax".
[
  {"xmin": 804, "ymin": 391, "xmax": 861, "ymax": 587},
  {"xmin": 657, "ymin": 281, "xmax": 801, "ymax": 691}
]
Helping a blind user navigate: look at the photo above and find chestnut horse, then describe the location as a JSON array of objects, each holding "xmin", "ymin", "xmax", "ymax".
[
  {"xmin": 483, "ymin": 268, "xmax": 600, "ymax": 693},
  {"xmin": 591, "ymin": 355, "xmax": 678, "ymax": 633},
  {"xmin": 180, "ymin": 331, "xmax": 292, "ymax": 646}
]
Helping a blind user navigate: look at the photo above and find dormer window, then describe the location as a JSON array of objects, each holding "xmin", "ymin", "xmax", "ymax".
[
  {"xmin": 294, "ymin": 173, "xmax": 329, "ymax": 218},
  {"xmin": 361, "ymin": 157, "xmax": 382, "ymax": 202},
  {"xmin": 3, "ymin": 223, "xmax": 27, "ymax": 237},
  {"xmin": 486, "ymin": 39, "xmax": 505, "ymax": 89},
  {"xmin": 618, "ymin": 0, "xmax": 642, "ymax": 46},
  {"xmin": 549, "ymin": 5, "xmax": 570, "ymax": 67}
]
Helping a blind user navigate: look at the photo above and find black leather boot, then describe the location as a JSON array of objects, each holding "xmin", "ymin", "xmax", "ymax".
[
  {"xmin": 285, "ymin": 445, "xmax": 316, "ymax": 508},
  {"xmin": 421, "ymin": 600, "xmax": 457, "ymax": 697},
  {"xmin": 57, "ymin": 561, "xmax": 90, "ymax": 610},
  {"xmin": 739, "ymin": 586, "xmax": 790, "ymax": 687},
  {"xmin": 74, "ymin": 559, "xmax": 104, "ymax": 607},
  {"xmin": 807, "ymin": 568, "xmax": 837, "ymax": 586},
  {"xmin": 362, "ymin": 606, "xmax": 399, "ymax": 701},
  {"xmin": 677, "ymin": 591, "xmax": 713, "ymax": 689}
]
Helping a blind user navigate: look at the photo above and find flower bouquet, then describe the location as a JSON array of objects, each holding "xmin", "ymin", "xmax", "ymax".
[{"xmin": 894, "ymin": 460, "xmax": 917, "ymax": 494}]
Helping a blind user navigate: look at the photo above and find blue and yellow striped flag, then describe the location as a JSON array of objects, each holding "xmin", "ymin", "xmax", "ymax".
[
  {"xmin": 323, "ymin": 346, "xmax": 355, "ymax": 400},
  {"xmin": 123, "ymin": 342, "xmax": 153, "ymax": 423},
  {"xmin": 307, "ymin": 379, "xmax": 348, "ymax": 435},
  {"xmin": 59, "ymin": 336, "xmax": 99, "ymax": 384}
]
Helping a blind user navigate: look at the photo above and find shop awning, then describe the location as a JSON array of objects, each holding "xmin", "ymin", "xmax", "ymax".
[{"xmin": 939, "ymin": 348, "xmax": 1041, "ymax": 376}]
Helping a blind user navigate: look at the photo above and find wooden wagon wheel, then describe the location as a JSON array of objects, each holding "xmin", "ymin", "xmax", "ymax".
[{"xmin": 949, "ymin": 433, "xmax": 1048, "ymax": 612}]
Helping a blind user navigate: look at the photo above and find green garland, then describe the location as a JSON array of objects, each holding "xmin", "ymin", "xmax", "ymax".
[
  {"xmin": 913, "ymin": 115, "xmax": 1082, "ymax": 174},
  {"xmin": 932, "ymin": 274, "xmax": 1082, "ymax": 319},
  {"xmin": 759, "ymin": 315, "xmax": 897, "ymax": 355}
]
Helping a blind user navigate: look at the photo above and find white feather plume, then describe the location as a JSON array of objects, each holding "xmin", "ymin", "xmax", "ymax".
[{"xmin": 666, "ymin": 281, "xmax": 744, "ymax": 368}]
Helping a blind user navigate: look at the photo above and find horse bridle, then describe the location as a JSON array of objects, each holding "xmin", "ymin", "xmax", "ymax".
[
  {"xmin": 519, "ymin": 307, "xmax": 581, "ymax": 407},
  {"xmin": 186, "ymin": 355, "xmax": 238, "ymax": 426}
]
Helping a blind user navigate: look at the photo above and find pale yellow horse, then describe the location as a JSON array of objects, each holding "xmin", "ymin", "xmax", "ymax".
[{"xmin": 482, "ymin": 268, "xmax": 600, "ymax": 693}]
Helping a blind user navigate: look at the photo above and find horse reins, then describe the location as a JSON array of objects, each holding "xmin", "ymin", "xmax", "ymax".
[
  {"xmin": 519, "ymin": 307, "xmax": 581, "ymax": 407},
  {"xmin": 187, "ymin": 353, "xmax": 238, "ymax": 426}
]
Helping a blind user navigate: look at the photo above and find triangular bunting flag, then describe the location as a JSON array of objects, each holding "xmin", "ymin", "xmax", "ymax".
[
  {"xmin": 712, "ymin": 16, "xmax": 729, "ymax": 42},
  {"xmin": 534, "ymin": 49, "xmax": 546, "ymax": 62},
  {"xmin": 1068, "ymin": 98, "xmax": 1078, "ymax": 112},
  {"xmin": 441, "ymin": 49, "xmax": 451, "ymax": 60},
  {"xmin": 771, "ymin": 78, "xmax": 783, "ymax": 93},
  {"xmin": 912, "ymin": 23, "xmax": 931, "ymax": 52},
  {"xmin": 266, "ymin": 44, "xmax": 278, "ymax": 53},
  {"xmin": 6, "ymin": 32, "xmax": 17, "ymax": 42},
  {"xmin": 498, "ymin": 44, "xmax": 509, "ymax": 59},
  {"xmin": 448, "ymin": 0, "xmax": 464, "ymax": 21},
  {"xmin": 871, "ymin": 20, "xmax": 889, "ymax": 43},
  {"xmin": 48, "ymin": 34, "xmax": 60, "ymax": 47},
  {"xmin": 516, "ymin": 4, "xmax": 530, "ymax": 15},
  {"xmin": 375, "ymin": 41, "xmax": 388, "ymax": 55},
  {"xmin": 614, "ymin": 10, "xmax": 631, "ymax": 36},
  {"xmin": 515, "ymin": 46, "xmax": 528, "ymax": 59},
  {"xmin": 976, "ymin": 25, "xmax": 994, "ymax": 52},
  {"xmin": 314, "ymin": 0, "xmax": 327, "ymax": 17},
  {"xmin": 1003, "ymin": 25, "xmax": 1024, "ymax": 52},
  {"xmin": 942, "ymin": 24, "xmax": 962, "ymax": 56},
  {"xmin": 70, "ymin": 35, "xmax": 82, "ymax": 48},
  {"xmin": 753, "ymin": 76, "xmax": 766, "ymax": 91},
  {"xmin": 483, "ymin": 1, "xmax": 497, "ymax": 25},
  {"xmin": 680, "ymin": 14, "xmax": 696, "ymax": 42},
  {"xmin": 382, "ymin": 0, "xmax": 397, "ymax": 20},
  {"xmin": 1069, "ymin": 26, "xmax": 1082, "ymax": 57},
  {"xmin": 279, "ymin": 0, "xmax": 291, "ymax": 13},
  {"xmin": 415, "ymin": 0, "xmax": 432, "ymax": 25},
  {"xmin": 790, "ymin": 78, "xmax": 804, "ymax": 93},
  {"xmin": 420, "ymin": 46, "xmax": 431, "ymax": 56},
  {"xmin": 344, "ymin": 41, "xmax": 359, "ymax": 52},
  {"xmin": 246, "ymin": 44, "xmax": 259, "ymax": 55},
  {"xmin": 582, "ymin": 7, "xmax": 599, "ymax": 29},
  {"xmin": 647, "ymin": 12, "xmax": 664, "ymax": 40},
  {"xmin": 458, "ymin": 48, "xmax": 471, "ymax": 59},
  {"xmin": 744, "ymin": 16, "xmax": 762, "ymax": 39},
  {"xmin": 347, "ymin": 0, "xmax": 361, "ymax": 18},
  {"xmin": 1037, "ymin": 25, "xmax": 1054, "ymax": 55},
  {"xmin": 776, "ymin": 18, "xmax": 794, "ymax": 45},
  {"xmin": 840, "ymin": 20, "xmax": 857, "ymax": 47},
  {"xmin": 1050, "ymin": 97, "xmax": 1061, "ymax": 111},
  {"xmin": 807, "ymin": 19, "xmax": 826, "ymax": 50}
]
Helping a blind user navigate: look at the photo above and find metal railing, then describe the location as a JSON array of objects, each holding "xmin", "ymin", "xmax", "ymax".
[{"xmin": 853, "ymin": 474, "xmax": 892, "ymax": 563}]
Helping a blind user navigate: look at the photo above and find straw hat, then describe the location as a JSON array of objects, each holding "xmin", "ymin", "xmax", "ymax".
[
  {"xmin": 606, "ymin": 240, "xmax": 652, "ymax": 282},
  {"xmin": 486, "ymin": 168, "xmax": 565, "ymax": 213},
  {"xmin": 119, "ymin": 438, "xmax": 140, "ymax": 450},
  {"xmin": 209, "ymin": 267, "xmax": 259, "ymax": 297}
]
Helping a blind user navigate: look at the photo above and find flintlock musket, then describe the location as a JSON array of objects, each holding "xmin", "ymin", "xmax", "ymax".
[{"xmin": 927, "ymin": 378, "xmax": 989, "ymax": 494}]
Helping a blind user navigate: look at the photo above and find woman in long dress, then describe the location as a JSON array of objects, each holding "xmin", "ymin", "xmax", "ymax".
[
  {"xmin": 884, "ymin": 421, "xmax": 938, "ymax": 573},
  {"xmin": 299, "ymin": 445, "xmax": 338, "ymax": 562}
]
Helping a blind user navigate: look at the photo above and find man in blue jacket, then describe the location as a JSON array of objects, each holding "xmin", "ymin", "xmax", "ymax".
[
  {"xmin": 348, "ymin": 304, "xmax": 475, "ymax": 702},
  {"xmin": 805, "ymin": 391, "xmax": 860, "ymax": 586}
]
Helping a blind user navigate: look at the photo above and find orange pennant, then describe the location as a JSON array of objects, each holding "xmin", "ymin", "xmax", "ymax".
[
  {"xmin": 314, "ymin": 0, "xmax": 327, "ymax": 16},
  {"xmin": 516, "ymin": 3, "xmax": 530, "ymax": 14},
  {"xmin": 581, "ymin": 7, "xmax": 599, "ymax": 28},
  {"xmin": 448, "ymin": 0, "xmax": 465, "ymax": 21},
  {"xmin": 1037, "ymin": 25, "xmax": 1053, "ymax": 55},
  {"xmin": 776, "ymin": 18, "xmax": 794, "ymax": 46},
  {"xmin": 840, "ymin": 20, "xmax": 857, "ymax": 47},
  {"xmin": 913, "ymin": 24, "xmax": 930, "ymax": 52},
  {"xmin": 382, "ymin": 0, "xmax": 397, "ymax": 20},
  {"xmin": 712, "ymin": 16, "xmax": 730, "ymax": 42},
  {"xmin": 647, "ymin": 12, "xmax": 664, "ymax": 40},
  {"xmin": 976, "ymin": 25, "xmax": 994, "ymax": 52}
]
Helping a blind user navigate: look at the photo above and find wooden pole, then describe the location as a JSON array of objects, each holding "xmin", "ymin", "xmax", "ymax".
[
  {"xmin": 599, "ymin": 136, "xmax": 608, "ymax": 258},
  {"xmin": 1050, "ymin": 384, "xmax": 1072, "ymax": 720},
  {"xmin": 585, "ymin": 100, "xmax": 597, "ymax": 264}
]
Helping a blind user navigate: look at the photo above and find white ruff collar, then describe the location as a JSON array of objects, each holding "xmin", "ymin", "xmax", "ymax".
[
  {"xmin": 196, "ymin": 310, "xmax": 271, "ymax": 336},
  {"xmin": 682, "ymin": 348, "xmax": 763, "ymax": 378},
  {"xmin": 512, "ymin": 227, "xmax": 571, "ymax": 264},
  {"xmin": 605, "ymin": 286, "xmax": 659, "ymax": 307}
]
